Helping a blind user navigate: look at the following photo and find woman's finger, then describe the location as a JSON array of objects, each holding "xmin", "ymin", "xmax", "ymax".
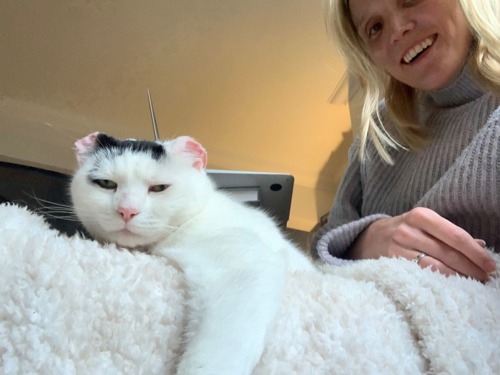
[
  {"xmin": 403, "ymin": 208, "xmax": 495, "ymax": 273},
  {"xmin": 398, "ymin": 222, "xmax": 490, "ymax": 281},
  {"xmin": 416, "ymin": 253, "xmax": 457, "ymax": 275},
  {"xmin": 407, "ymin": 249, "xmax": 489, "ymax": 282},
  {"xmin": 408, "ymin": 234, "xmax": 490, "ymax": 281}
]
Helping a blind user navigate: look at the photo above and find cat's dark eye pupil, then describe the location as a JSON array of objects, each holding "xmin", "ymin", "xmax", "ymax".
[
  {"xmin": 93, "ymin": 179, "xmax": 117, "ymax": 190},
  {"xmin": 150, "ymin": 184, "xmax": 168, "ymax": 193}
]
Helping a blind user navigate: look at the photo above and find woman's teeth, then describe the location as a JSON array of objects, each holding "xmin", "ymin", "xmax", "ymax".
[{"xmin": 403, "ymin": 38, "xmax": 433, "ymax": 64}]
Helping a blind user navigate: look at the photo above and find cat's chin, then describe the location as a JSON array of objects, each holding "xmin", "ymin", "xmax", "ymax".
[{"xmin": 106, "ymin": 229, "xmax": 153, "ymax": 249}]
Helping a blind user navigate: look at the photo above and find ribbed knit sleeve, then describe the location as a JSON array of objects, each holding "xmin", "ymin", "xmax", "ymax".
[
  {"xmin": 314, "ymin": 214, "xmax": 389, "ymax": 265},
  {"xmin": 311, "ymin": 138, "xmax": 390, "ymax": 264}
]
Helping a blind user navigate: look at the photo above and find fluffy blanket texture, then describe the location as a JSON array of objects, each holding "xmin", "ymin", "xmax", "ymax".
[{"xmin": 1, "ymin": 204, "xmax": 500, "ymax": 375}]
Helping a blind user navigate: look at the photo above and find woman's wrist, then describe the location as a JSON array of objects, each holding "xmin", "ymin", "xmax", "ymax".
[
  {"xmin": 345, "ymin": 231, "xmax": 368, "ymax": 260},
  {"xmin": 345, "ymin": 219, "xmax": 385, "ymax": 260}
]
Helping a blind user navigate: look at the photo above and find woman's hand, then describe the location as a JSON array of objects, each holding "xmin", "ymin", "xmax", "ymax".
[{"xmin": 348, "ymin": 207, "xmax": 496, "ymax": 282}]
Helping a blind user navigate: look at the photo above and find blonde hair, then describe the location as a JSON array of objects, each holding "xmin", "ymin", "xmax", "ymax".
[{"xmin": 327, "ymin": 0, "xmax": 500, "ymax": 164}]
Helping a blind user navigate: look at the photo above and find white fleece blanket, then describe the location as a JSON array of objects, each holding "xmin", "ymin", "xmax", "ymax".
[{"xmin": 1, "ymin": 204, "xmax": 500, "ymax": 375}]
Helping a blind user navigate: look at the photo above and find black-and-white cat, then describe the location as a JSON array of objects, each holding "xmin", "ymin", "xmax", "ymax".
[{"xmin": 71, "ymin": 132, "xmax": 315, "ymax": 375}]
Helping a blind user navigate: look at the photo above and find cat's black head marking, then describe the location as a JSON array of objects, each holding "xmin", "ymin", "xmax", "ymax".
[{"xmin": 95, "ymin": 133, "xmax": 166, "ymax": 161}]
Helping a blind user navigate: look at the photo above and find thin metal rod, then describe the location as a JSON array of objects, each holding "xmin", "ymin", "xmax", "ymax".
[{"xmin": 147, "ymin": 89, "xmax": 160, "ymax": 140}]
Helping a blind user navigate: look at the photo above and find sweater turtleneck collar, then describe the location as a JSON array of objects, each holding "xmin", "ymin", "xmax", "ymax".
[{"xmin": 425, "ymin": 66, "xmax": 486, "ymax": 108}]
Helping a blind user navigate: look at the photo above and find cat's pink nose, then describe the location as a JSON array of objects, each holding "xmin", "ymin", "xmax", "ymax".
[{"xmin": 117, "ymin": 207, "xmax": 140, "ymax": 222}]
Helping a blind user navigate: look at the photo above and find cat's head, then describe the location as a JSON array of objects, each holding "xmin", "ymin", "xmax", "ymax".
[{"xmin": 71, "ymin": 132, "xmax": 213, "ymax": 249}]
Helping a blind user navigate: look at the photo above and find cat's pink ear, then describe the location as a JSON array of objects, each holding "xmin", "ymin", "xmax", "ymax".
[
  {"xmin": 172, "ymin": 136, "xmax": 207, "ymax": 170},
  {"xmin": 74, "ymin": 132, "xmax": 99, "ymax": 165}
]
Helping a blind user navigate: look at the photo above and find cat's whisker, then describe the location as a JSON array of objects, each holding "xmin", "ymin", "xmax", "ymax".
[
  {"xmin": 42, "ymin": 122, "xmax": 82, "ymax": 142},
  {"xmin": 33, "ymin": 206, "xmax": 81, "ymax": 221},
  {"xmin": 142, "ymin": 218, "xmax": 178, "ymax": 229},
  {"xmin": 135, "ymin": 224, "xmax": 179, "ymax": 237},
  {"xmin": 27, "ymin": 193, "xmax": 68, "ymax": 207},
  {"xmin": 23, "ymin": 193, "xmax": 82, "ymax": 222},
  {"xmin": 35, "ymin": 198, "xmax": 73, "ymax": 212}
]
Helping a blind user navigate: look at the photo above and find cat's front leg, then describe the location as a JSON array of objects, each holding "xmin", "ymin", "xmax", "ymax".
[{"xmin": 175, "ymin": 255, "xmax": 286, "ymax": 375}]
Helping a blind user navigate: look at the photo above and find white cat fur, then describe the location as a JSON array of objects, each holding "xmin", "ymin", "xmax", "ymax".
[{"xmin": 71, "ymin": 132, "xmax": 314, "ymax": 375}]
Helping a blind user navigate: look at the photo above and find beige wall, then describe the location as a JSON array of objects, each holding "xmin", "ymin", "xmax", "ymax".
[{"xmin": 0, "ymin": 0, "xmax": 353, "ymax": 232}]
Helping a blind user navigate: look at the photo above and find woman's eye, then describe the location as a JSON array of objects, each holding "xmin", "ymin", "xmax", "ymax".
[
  {"xmin": 93, "ymin": 179, "xmax": 118, "ymax": 190},
  {"xmin": 368, "ymin": 22, "xmax": 382, "ymax": 37},
  {"xmin": 149, "ymin": 184, "xmax": 169, "ymax": 193}
]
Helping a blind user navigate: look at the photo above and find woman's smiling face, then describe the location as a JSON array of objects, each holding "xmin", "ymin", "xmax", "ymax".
[{"xmin": 349, "ymin": 0, "xmax": 473, "ymax": 91}]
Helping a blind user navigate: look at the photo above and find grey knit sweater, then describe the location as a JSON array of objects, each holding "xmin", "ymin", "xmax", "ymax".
[{"xmin": 314, "ymin": 68, "xmax": 500, "ymax": 264}]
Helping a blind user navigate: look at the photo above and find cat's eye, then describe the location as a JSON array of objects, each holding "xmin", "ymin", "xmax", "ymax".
[
  {"xmin": 93, "ymin": 179, "xmax": 118, "ymax": 190},
  {"xmin": 149, "ymin": 184, "xmax": 169, "ymax": 193}
]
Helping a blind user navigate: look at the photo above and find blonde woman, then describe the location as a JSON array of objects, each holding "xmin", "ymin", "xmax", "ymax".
[{"xmin": 314, "ymin": 0, "xmax": 500, "ymax": 281}]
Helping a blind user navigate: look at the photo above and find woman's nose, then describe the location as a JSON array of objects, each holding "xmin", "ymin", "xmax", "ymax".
[{"xmin": 389, "ymin": 14, "xmax": 415, "ymax": 44}]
